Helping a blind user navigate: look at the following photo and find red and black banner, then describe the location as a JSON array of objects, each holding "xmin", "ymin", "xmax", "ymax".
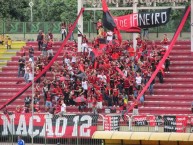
[
  {"xmin": 0, "ymin": 113, "xmax": 98, "ymax": 138},
  {"xmin": 102, "ymin": 0, "xmax": 122, "ymax": 43},
  {"xmin": 149, "ymin": 115, "xmax": 163, "ymax": 127},
  {"xmin": 190, "ymin": 117, "xmax": 193, "ymax": 133},
  {"xmin": 104, "ymin": 115, "xmax": 120, "ymax": 131},
  {"xmin": 102, "ymin": 0, "xmax": 171, "ymax": 33},
  {"xmin": 132, "ymin": 115, "xmax": 148, "ymax": 126},
  {"xmin": 114, "ymin": 8, "xmax": 171, "ymax": 31},
  {"xmin": 163, "ymin": 116, "xmax": 188, "ymax": 132}
]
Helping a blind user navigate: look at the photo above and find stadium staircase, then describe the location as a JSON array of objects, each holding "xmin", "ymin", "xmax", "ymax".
[
  {"xmin": 138, "ymin": 41, "xmax": 193, "ymax": 115},
  {"xmin": 0, "ymin": 40, "xmax": 192, "ymax": 115},
  {"xmin": 0, "ymin": 41, "xmax": 26, "ymax": 71}
]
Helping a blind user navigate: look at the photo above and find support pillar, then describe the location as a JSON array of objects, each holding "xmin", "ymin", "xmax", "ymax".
[
  {"xmin": 133, "ymin": 0, "xmax": 138, "ymax": 50},
  {"xmin": 191, "ymin": 1, "xmax": 193, "ymax": 54},
  {"xmin": 78, "ymin": 0, "xmax": 83, "ymax": 52}
]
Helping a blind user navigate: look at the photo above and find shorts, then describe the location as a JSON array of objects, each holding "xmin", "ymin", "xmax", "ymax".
[
  {"xmin": 96, "ymin": 102, "xmax": 102, "ymax": 109},
  {"xmin": 59, "ymin": 111, "xmax": 66, "ymax": 116},
  {"xmin": 88, "ymin": 103, "xmax": 93, "ymax": 108},
  {"xmin": 133, "ymin": 108, "xmax": 139, "ymax": 115}
]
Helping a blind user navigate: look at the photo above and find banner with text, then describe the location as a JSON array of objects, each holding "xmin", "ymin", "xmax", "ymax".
[
  {"xmin": 0, "ymin": 113, "xmax": 98, "ymax": 138},
  {"xmin": 104, "ymin": 115, "xmax": 121, "ymax": 131},
  {"xmin": 190, "ymin": 117, "xmax": 193, "ymax": 133},
  {"xmin": 163, "ymin": 116, "xmax": 188, "ymax": 132},
  {"xmin": 113, "ymin": 8, "xmax": 171, "ymax": 32}
]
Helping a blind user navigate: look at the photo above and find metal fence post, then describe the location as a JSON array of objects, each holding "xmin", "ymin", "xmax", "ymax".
[
  {"xmin": 23, "ymin": 22, "xmax": 26, "ymax": 40},
  {"xmin": 77, "ymin": 117, "xmax": 79, "ymax": 145},
  {"xmin": 45, "ymin": 118, "xmax": 47, "ymax": 145},
  {"xmin": 3, "ymin": 19, "xmax": 5, "ymax": 36},
  {"xmin": 88, "ymin": 21, "xmax": 91, "ymax": 38},
  {"xmin": 11, "ymin": 116, "xmax": 14, "ymax": 145},
  {"xmin": 99, "ymin": 114, "xmax": 105, "ymax": 131},
  {"xmin": 127, "ymin": 115, "xmax": 132, "ymax": 131}
]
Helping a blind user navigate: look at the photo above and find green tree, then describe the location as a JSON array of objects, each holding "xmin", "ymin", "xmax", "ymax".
[{"xmin": 0, "ymin": 0, "xmax": 29, "ymax": 21}]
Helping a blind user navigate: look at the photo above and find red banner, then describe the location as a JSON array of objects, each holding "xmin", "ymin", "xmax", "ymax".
[
  {"xmin": 175, "ymin": 116, "xmax": 188, "ymax": 132},
  {"xmin": 0, "ymin": 113, "xmax": 98, "ymax": 138},
  {"xmin": 190, "ymin": 117, "xmax": 193, "ymax": 133},
  {"xmin": 133, "ymin": 115, "xmax": 148, "ymax": 126},
  {"xmin": 114, "ymin": 14, "xmax": 140, "ymax": 32}
]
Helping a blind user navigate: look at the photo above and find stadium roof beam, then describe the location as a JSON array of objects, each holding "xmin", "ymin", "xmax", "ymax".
[{"xmin": 84, "ymin": 6, "xmax": 186, "ymax": 11}]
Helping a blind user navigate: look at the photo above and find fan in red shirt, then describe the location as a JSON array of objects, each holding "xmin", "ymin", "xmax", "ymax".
[
  {"xmin": 112, "ymin": 51, "xmax": 119, "ymax": 60},
  {"xmin": 161, "ymin": 34, "xmax": 169, "ymax": 50},
  {"xmin": 161, "ymin": 34, "xmax": 168, "ymax": 45},
  {"xmin": 128, "ymin": 45, "xmax": 135, "ymax": 60},
  {"xmin": 53, "ymin": 85, "xmax": 62, "ymax": 96},
  {"xmin": 136, "ymin": 34, "xmax": 142, "ymax": 48},
  {"xmin": 113, "ymin": 85, "xmax": 119, "ymax": 106},
  {"xmin": 96, "ymin": 19, "xmax": 103, "ymax": 34}
]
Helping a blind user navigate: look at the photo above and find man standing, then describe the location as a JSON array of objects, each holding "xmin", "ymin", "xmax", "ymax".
[
  {"xmin": 17, "ymin": 136, "xmax": 25, "ymax": 145},
  {"xmin": 37, "ymin": 30, "xmax": 44, "ymax": 51},
  {"xmin": 29, "ymin": 45, "xmax": 34, "ymax": 62},
  {"xmin": 47, "ymin": 39, "xmax": 54, "ymax": 57},
  {"xmin": 18, "ymin": 56, "xmax": 25, "ymax": 77},
  {"xmin": 60, "ymin": 100, "xmax": 66, "ymax": 116},
  {"xmin": 96, "ymin": 19, "xmax": 103, "ymax": 34}
]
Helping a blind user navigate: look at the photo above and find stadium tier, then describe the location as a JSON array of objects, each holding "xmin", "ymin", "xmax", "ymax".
[{"xmin": 0, "ymin": 40, "xmax": 192, "ymax": 115}]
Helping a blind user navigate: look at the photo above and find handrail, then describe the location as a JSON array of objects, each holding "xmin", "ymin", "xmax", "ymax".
[{"xmin": 0, "ymin": 8, "xmax": 85, "ymax": 110}]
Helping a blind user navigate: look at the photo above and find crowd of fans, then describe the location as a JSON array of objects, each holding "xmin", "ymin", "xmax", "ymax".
[{"xmin": 14, "ymin": 20, "xmax": 171, "ymax": 115}]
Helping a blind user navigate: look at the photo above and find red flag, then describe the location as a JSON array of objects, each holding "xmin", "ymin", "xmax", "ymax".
[
  {"xmin": 94, "ymin": 61, "xmax": 98, "ymax": 69},
  {"xmin": 79, "ymin": 64, "xmax": 84, "ymax": 72},
  {"xmin": 116, "ymin": 67, "xmax": 126, "ymax": 79},
  {"xmin": 101, "ymin": 0, "xmax": 122, "ymax": 44}
]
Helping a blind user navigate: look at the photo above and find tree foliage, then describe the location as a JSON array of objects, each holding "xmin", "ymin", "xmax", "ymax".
[
  {"xmin": 0, "ymin": 0, "xmax": 29, "ymax": 21},
  {"xmin": 0, "ymin": 0, "xmax": 190, "ymax": 28}
]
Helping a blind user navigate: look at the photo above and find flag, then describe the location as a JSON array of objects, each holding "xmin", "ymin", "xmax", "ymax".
[{"xmin": 101, "ymin": 0, "xmax": 122, "ymax": 44}]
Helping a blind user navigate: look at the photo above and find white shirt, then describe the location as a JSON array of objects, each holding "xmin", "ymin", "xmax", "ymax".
[
  {"xmin": 64, "ymin": 58, "xmax": 70, "ymax": 65},
  {"xmin": 82, "ymin": 81, "xmax": 88, "ymax": 90},
  {"xmin": 61, "ymin": 103, "xmax": 66, "ymax": 112},
  {"xmin": 106, "ymin": 31, "xmax": 113, "ymax": 41},
  {"xmin": 81, "ymin": 43, "xmax": 88, "ymax": 52},
  {"xmin": 123, "ymin": 70, "xmax": 128, "ymax": 77},
  {"xmin": 28, "ymin": 72, "xmax": 33, "ymax": 81},
  {"xmin": 136, "ymin": 76, "xmax": 142, "ymax": 85},
  {"xmin": 71, "ymin": 56, "xmax": 76, "ymax": 63},
  {"xmin": 97, "ymin": 74, "xmax": 107, "ymax": 83}
]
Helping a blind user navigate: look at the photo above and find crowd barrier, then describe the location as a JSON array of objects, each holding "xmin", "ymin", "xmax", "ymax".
[{"xmin": 0, "ymin": 113, "xmax": 192, "ymax": 145}]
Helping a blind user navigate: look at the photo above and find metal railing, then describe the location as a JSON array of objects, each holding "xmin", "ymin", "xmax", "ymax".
[{"xmin": 0, "ymin": 19, "xmax": 190, "ymax": 40}]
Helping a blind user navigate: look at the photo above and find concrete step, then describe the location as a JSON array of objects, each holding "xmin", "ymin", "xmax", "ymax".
[{"xmin": 138, "ymin": 107, "xmax": 191, "ymax": 115}]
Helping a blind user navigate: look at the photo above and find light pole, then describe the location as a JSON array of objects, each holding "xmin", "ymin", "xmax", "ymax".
[
  {"xmin": 31, "ymin": 61, "xmax": 35, "ymax": 145},
  {"xmin": 29, "ymin": 1, "xmax": 34, "ymax": 22},
  {"xmin": 29, "ymin": 1, "xmax": 34, "ymax": 144}
]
